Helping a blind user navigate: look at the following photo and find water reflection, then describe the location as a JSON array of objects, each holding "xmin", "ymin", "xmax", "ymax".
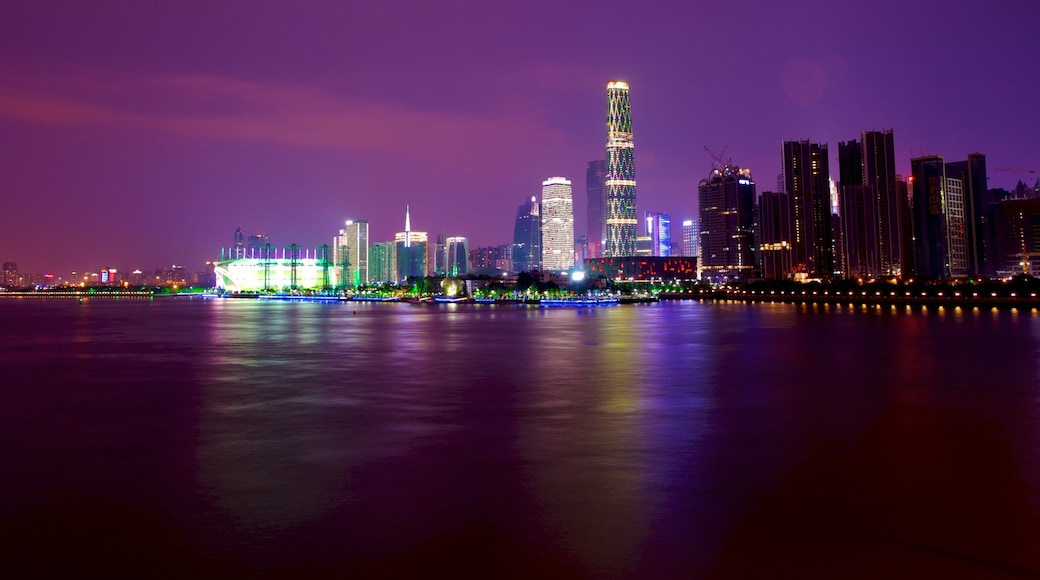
[{"xmin": 7, "ymin": 299, "xmax": 1040, "ymax": 576}]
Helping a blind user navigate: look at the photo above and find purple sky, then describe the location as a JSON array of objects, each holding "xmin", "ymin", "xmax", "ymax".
[{"xmin": 1, "ymin": 0, "xmax": 1037, "ymax": 274}]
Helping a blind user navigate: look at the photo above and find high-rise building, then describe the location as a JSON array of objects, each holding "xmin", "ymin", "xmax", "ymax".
[
  {"xmin": 395, "ymin": 206, "xmax": 428, "ymax": 281},
  {"xmin": 247, "ymin": 234, "xmax": 270, "ymax": 258},
  {"xmin": 837, "ymin": 139, "xmax": 879, "ymax": 279},
  {"xmin": 445, "ymin": 237, "xmax": 469, "ymax": 276},
  {"xmin": 586, "ymin": 160, "xmax": 607, "ymax": 258},
  {"xmin": 512, "ymin": 196, "xmax": 541, "ymax": 272},
  {"xmin": 681, "ymin": 219, "xmax": 699, "ymax": 257},
  {"xmin": 910, "ymin": 156, "xmax": 970, "ymax": 279},
  {"xmin": 332, "ymin": 219, "xmax": 369, "ymax": 288},
  {"xmin": 541, "ymin": 177, "xmax": 575, "ymax": 272},
  {"xmin": 759, "ymin": 191, "xmax": 793, "ymax": 280},
  {"xmin": 862, "ymin": 130, "xmax": 900, "ymax": 275},
  {"xmin": 644, "ymin": 212, "xmax": 671, "ymax": 257},
  {"xmin": 947, "ymin": 153, "xmax": 988, "ymax": 276},
  {"xmin": 233, "ymin": 227, "xmax": 246, "ymax": 259},
  {"xmin": 369, "ymin": 242, "xmax": 396, "ymax": 284},
  {"xmin": 699, "ymin": 166, "xmax": 756, "ymax": 281},
  {"xmin": 783, "ymin": 140, "xmax": 833, "ymax": 278},
  {"xmin": 605, "ymin": 81, "xmax": 638, "ymax": 257}
]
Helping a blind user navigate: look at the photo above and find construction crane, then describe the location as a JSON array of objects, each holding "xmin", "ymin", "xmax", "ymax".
[
  {"xmin": 704, "ymin": 145, "xmax": 730, "ymax": 170},
  {"xmin": 995, "ymin": 168, "xmax": 1040, "ymax": 174}
]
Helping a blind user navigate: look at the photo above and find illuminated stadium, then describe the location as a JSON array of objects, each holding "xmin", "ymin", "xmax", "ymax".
[{"xmin": 214, "ymin": 255, "xmax": 340, "ymax": 292}]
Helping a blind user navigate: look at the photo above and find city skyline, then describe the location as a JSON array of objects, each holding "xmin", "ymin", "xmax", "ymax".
[{"xmin": 1, "ymin": 1, "xmax": 1037, "ymax": 273}]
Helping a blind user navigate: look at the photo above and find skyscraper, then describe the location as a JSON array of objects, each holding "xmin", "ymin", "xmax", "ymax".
[
  {"xmin": 759, "ymin": 191, "xmax": 793, "ymax": 280},
  {"xmin": 512, "ymin": 196, "xmax": 541, "ymax": 272},
  {"xmin": 368, "ymin": 242, "xmax": 396, "ymax": 284},
  {"xmin": 699, "ymin": 165, "xmax": 756, "ymax": 280},
  {"xmin": 395, "ymin": 206, "xmax": 428, "ymax": 281},
  {"xmin": 910, "ymin": 156, "xmax": 970, "ymax": 279},
  {"xmin": 645, "ymin": 212, "xmax": 671, "ymax": 257},
  {"xmin": 837, "ymin": 139, "xmax": 880, "ymax": 279},
  {"xmin": 541, "ymin": 177, "xmax": 575, "ymax": 272},
  {"xmin": 233, "ymin": 227, "xmax": 246, "ymax": 259},
  {"xmin": 586, "ymin": 160, "xmax": 607, "ymax": 258},
  {"xmin": 947, "ymin": 153, "xmax": 987, "ymax": 276},
  {"xmin": 783, "ymin": 140, "xmax": 833, "ymax": 278},
  {"xmin": 445, "ymin": 236, "xmax": 469, "ymax": 276},
  {"xmin": 605, "ymin": 81, "xmax": 637, "ymax": 257},
  {"xmin": 332, "ymin": 219, "xmax": 369, "ymax": 288},
  {"xmin": 681, "ymin": 219, "xmax": 698, "ymax": 257},
  {"xmin": 862, "ymin": 130, "xmax": 900, "ymax": 275}
]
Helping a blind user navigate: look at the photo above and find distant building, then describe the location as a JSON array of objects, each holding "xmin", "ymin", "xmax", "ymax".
[
  {"xmin": 247, "ymin": 234, "xmax": 270, "ymax": 257},
  {"xmin": 512, "ymin": 196, "xmax": 541, "ymax": 272},
  {"xmin": 681, "ymin": 219, "xmax": 698, "ymax": 257},
  {"xmin": 947, "ymin": 153, "xmax": 988, "ymax": 276},
  {"xmin": 1, "ymin": 262, "xmax": 16, "ymax": 287},
  {"xmin": 395, "ymin": 206, "xmax": 428, "ymax": 281},
  {"xmin": 605, "ymin": 81, "xmax": 638, "ymax": 257},
  {"xmin": 233, "ymin": 227, "xmax": 246, "ymax": 258},
  {"xmin": 758, "ymin": 191, "xmax": 793, "ymax": 280},
  {"xmin": 783, "ymin": 140, "xmax": 833, "ymax": 278},
  {"xmin": 541, "ymin": 177, "xmax": 575, "ymax": 272},
  {"xmin": 586, "ymin": 160, "xmax": 607, "ymax": 258},
  {"xmin": 837, "ymin": 139, "xmax": 880, "ymax": 279},
  {"xmin": 445, "ymin": 236, "xmax": 469, "ymax": 276},
  {"xmin": 991, "ymin": 197, "xmax": 1040, "ymax": 276},
  {"xmin": 699, "ymin": 165, "xmax": 756, "ymax": 281},
  {"xmin": 369, "ymin": 242, "xmax": 396, "ymax": 284},
  {"xmin": 645, "ymin": 212, "xmax": 671, "ymax": 257},
  {"xmin": 333, "ymin": 219, "xmax": 369, "ymax": 288},
  {"xmin": 909, "ymin": 156, "xmax": 970, "ymax": 279}
]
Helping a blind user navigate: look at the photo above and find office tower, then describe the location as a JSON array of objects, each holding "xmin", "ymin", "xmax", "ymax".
[
  {"xmin": 782, "ymin": 140, "xmax": 833, "ymax": 278},
  {"xmin": 541, "ymin": 177, "xmax": 575, "ymax": 272},
  {"xmin": 759, "ymin": 191, "xmax": 793, "ymax": 280},
  {"xmin": 432, "ymin": 234, "xmax": 448, "ymax": 276},
  {"xmin": 991, "ymin": 198, "xmax": 1040, "ymax": 275},
  {"xmin": 513, "ymin": 196, "xmax": 541, "ymax": 272},
  {"xmin": 445, "ymin": 237, "xmax": 469, "ymax": 276},
  {"xmin": 837, "ymin": 139, "xmax": 880, "ymax": 279},
  {"xmin": 947, "ymin": 153, "xmax": 987, "ymax": 276},
  {"xmin": 332, "ymin": 219, "xmax": 369, "ymax": 288},
  {"xmin": 395, "ymin": 206, "xmax": 428, "ymax": 281},
  {"xmin": 644, "ymin": 212, "xmax": 671, "ymax": 257},
  {"xmin": 575, "ymin": 234, "xmax": 589, "ymax": 263},
  {"xmin": 862, "ymin": 130, "xmax": 900, "ymax": 275},
  {"xmin": 910, "ymin": 156, "xmax": 970, "ymax": 279},
  {"xmin": 605, "ymin": 81, "xmax": 637, "ymax": 257},
  {"xmin": 586, "ymin": 160, "xmax": 607, "ymax": 258},
  {"xmin": 681, "ymin": 219, "xmax": 699, "ymax": 257},
  {"xmin": 699, "ymin": 165, "xmax": 756, "ymax": 281},
  {"xmin": 495, "ymin": 244, "xmax": 514, "ymax": 272},
  {"xmin": 247, "ymin": 233, "xmax": 270, "ymax": 258},
  {"xmin": 233, "ymin": 227, "xmax": 246, "ymax": 258},
  {"xmin": 369, "ymin": 242, "xmax": 396, "ymax": 284}
]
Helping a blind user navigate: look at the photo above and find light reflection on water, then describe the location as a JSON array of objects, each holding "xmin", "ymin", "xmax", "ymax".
[{"xmin": 2, "ymin": 299, "xmax": 1040, "ymax": 577}]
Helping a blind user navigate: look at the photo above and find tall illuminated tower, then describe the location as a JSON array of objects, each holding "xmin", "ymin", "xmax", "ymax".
[
  {"xmin": 541, "ymin": 177, "xmax": 575, "ymax": 272},
  {"xmin": 605, "ymin": 81, "xmax": 637, "ymax": 257},
  {"xmin": 333, "ymin": 219, "xmax": 369, "ymax": 288}
]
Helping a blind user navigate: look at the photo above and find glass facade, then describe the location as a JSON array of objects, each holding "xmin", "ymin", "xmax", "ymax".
[
  {"xmin": 540, "ymin": 177, "xmax": 575, "ymax": 272},
  {"xmin": 605, "ymin": 81, "xmax": 638, "ymax": 257}
]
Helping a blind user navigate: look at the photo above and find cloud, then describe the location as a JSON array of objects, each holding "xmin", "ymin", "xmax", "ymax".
[{"xmin": 0, "ymin": 71, "xmax": 578, "ymax": 163}]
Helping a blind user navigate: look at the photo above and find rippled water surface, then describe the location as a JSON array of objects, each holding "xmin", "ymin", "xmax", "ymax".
[{"xmin": 2, "ymin": 298, "xmax": 1040, "ymax": 578}]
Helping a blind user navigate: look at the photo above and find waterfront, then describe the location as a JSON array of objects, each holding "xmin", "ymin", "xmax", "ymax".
[{"xmin": 2, "ymin": 299, "xmax": 1039, "ymax": 578}]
